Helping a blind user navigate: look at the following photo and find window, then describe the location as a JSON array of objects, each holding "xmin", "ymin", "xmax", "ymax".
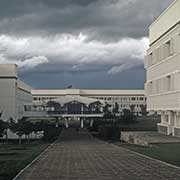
[
  {"xmin": 140, "ymin": 97, "xmax": 144, "ymax": 101},
  {"xmin": 131, "ymin": 97, "xmax": 136, "ymax": 101},
  {"xmin": 166, "ymin": 75, "xmax": 171, "ymax": 91},
  {"xmin": 148, "ymin": 52, "xmax": 153, "ymax": 66},
  {"xmin": 149, "ymin": 81, "xmax": 153, "ymax": 95},
  {"xmin": 165, "ymin": 40, "xmax": 173, "ymax": 57},
  {"xmin": 33, "ymin": 97, "xmax": 38, "ymax": 101}
]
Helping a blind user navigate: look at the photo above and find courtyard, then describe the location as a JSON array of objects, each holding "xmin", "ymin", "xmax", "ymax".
[{"xmin": 13, "ymin": 128, "xmax": 180, "ymax": 180}]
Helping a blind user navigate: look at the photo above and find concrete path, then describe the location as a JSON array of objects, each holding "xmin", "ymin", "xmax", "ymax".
[{"xmin": 16, "ymin": 128, "xmax": 180, "ymax": 180}]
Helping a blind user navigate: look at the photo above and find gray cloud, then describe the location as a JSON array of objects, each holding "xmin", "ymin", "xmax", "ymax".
[
  {"xmin": 0, "ymin": 34, "xmax": 148, "ymax": 74},
  {"xmin": 0, "ymin": 0, "xmax": 173, "ymax": 41},
  {"xmin": 0, "ymin": 0, "xmax": 174, "ymax": 88}
]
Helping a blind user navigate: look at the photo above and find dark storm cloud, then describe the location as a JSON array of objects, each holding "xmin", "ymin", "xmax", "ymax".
[
  {"xmin": 0, "ymin": 0, "xmax": 174, "ymax": 88},
  {"xmin": 0, "ymin": 0, "xmax": 173, "ymax": 40}
]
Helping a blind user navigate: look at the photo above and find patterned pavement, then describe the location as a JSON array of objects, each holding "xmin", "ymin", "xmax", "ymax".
[{"xmin": 15, "ymin": 128, "xmax": 180, "ymax": 180}]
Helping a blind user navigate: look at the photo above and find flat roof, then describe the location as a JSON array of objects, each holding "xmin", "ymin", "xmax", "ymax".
[{"xmin": 31, "ymin": 89, "xmax": 145, "ymax": 96}]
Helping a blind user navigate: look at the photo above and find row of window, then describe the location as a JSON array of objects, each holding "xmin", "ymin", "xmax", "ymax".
[
  {"xmin": 147, "ymin": 38, "xmax": 174, "ymax": 67},
  {"xmin": 147, "ymin": 74, "xmax": 175, "ymax": 95},
  {"xmin": 112, "ymin": 104, "xmax": 145, "ymax": 109},
  {"xmin": 33, "ymin": 96, "xmax": 146, "ymax": 102},
  {"xmin": 90, "ymin": 96, "xmax": 145, "ymax": 101}
]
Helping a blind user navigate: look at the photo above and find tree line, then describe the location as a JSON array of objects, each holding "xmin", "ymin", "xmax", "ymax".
[{"xmin": 0, "ymin": 117, "xmax": 61, "ymax": 144}]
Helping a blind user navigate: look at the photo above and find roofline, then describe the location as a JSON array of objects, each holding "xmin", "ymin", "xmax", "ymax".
[
  {"xmin": 32, "ymin": 89, "xmax": 144, "ymax": 91},
  {"xmin": 149, "ymin": 0, "xmax": 177, "ymax": 28}
]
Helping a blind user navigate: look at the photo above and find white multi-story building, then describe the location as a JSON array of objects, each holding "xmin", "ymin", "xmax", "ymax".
[
  {"xmin": 0, "ymin": 64, "xmax": 32, "ymax": 121},
  {"xmin": 32, "ymin": 89, "xmax": 146, "ymax": 115},
  {"xmin": 145, "ymin": 0, "xmax": 180, "ymax": 137}
]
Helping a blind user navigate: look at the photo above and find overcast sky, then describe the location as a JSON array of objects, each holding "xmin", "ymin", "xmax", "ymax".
[{"xmin": 0, "ymin": 0, "xmax": 173, "ymax": 89}]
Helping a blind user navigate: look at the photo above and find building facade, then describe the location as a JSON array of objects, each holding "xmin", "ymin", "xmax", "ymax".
[
  {"xmin": 0, "ymin": 64, "xmax": 32, "ymax": 121},
  {"xmin": 32, "ymin": 89, "xmax": 146, "ymax": 115},
  {"xmin": 0, "ymin": 64, "xmax": 146, "ymax": 123},
  {"xmin": 145, "ymin": 0, "xmax": 180, "ymax": 137}
]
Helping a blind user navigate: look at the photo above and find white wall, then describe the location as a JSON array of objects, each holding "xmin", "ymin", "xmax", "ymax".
[
  {"xmin": 0, "ymin": 64, "xmax": 32, "ymax": 121},
  {"xmin": 0, "ymin": 65, "xmax": 17, "ymax": 121}
]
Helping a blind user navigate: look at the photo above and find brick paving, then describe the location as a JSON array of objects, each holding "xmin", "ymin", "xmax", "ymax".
[{"xmin": 16, "ymin": 128, "xmax": 180, "ymax": 180}]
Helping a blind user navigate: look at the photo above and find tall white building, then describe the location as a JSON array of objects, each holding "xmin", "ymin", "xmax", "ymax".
[
  {"xmin": 145, "ymin": 0, "xmax": 180, "ymax": 137},
  {"xmin": 0, "ymin": 64, "xmax": 32, "ymax": 121}
]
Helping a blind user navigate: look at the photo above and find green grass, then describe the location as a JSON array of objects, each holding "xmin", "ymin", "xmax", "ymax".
[
  {"xmin": 0, "ymin": 142, "xmax": 48, "ymax": 180},
  {"xmin": 118, "ymin": 143, "xmax": 180, "ymax": 167}
]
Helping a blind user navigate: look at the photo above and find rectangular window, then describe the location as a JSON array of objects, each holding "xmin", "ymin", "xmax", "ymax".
[
  {"xmin": 149, "ymin": 81, "xmax": 153, "ymax": 95},
  {"xmin": 148, "ymin": 52, "xmax": 153, "ymax": 66},
  {"xmin": 164, "ymin": 40, "xmax": 173, "ymax": 58},
  {"xmin": 166, "ymin": 40, "xmax": 171, "ymax": 56},
  {"xmin": 131, "ymin": 97, "xmax": 136, "ymax": 101},
  {"xmin": 107, "ymin": 97, "xmax": 112, "ymax": 101},
  {"xmin": 166, "ymin": 75, "xmax": 171, "ymax": 91}
]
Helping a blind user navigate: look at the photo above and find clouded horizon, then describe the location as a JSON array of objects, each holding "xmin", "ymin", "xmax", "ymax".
[{"xmin": 0, "ymin": 0, "xmax": 173, "ymax": 89}]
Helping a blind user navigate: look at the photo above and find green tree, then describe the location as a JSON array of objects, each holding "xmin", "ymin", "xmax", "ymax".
[
  {"xmin": 103, "ymin": 103, "xmax": 113, "ymax": 118},
  {"xmin": 0, "ymin": 120, "xmax": 6, "ymax": 137},
  {"xmin": 121, "ymin": 109, "xmax": 136, "ymax": 124},
  {"xmin": 103, "ymin": 103, "xmax": 110, "ymax": 114},
  {"xmin": 95, "ymin": 105, "xmax": 101, "ymax": 114},
  {"xmin": 140, "ymin": 105, "xmax": 147, "ymax": 115},
  {"xmin": 112, "ymin": 102, "xmax": 119, "ymax": 115},
  {"xmin": 9, "ymin": 118, "xmax": 33, "ymax": 144},
  {"xmin": 32, "ymin": 121, "xmax": 45, "ymax": 138},
  {"xmin": 130, "ymin": 104, "xmax": 135, "ymax": 113}
]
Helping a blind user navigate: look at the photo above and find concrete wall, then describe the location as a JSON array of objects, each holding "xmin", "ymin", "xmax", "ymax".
[
  {"xmin": 0, "ymin": 64, "xmax": 17, "ymax": 121},
  {"xmin": 0, "ymin": 64, "xmax": 32, "ymax": 121}
]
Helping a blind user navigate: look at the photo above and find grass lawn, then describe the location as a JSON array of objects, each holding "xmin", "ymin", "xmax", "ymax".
[
  {"xmin": 117, "ymin": 143, "xmax": 180, "ymax": 167},
  {"xmin": 0, "ymin": 142, "xmax": 48, "ymax": 180}
]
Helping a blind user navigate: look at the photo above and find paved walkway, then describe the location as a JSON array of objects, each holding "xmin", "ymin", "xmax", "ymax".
[{"xmin": 16, "ymin": 129, "xmax": 180, "ymax": 180}]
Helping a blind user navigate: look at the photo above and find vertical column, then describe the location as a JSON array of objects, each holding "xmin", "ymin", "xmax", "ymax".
[
  {"xmin": 168, "ymin": 111, "xmax": 174, "ymax": 135},
  {"xmin": 65, "ymin": 118, "xmax": 69, "ymax": 128},
  {"xmin": 81, "ymin": 105, "xmax": 84, "ymax": 114},
  {"xmin": 175, "ymin": 112, "xmax": 180, "ymax": 127},
  {"xmin": 55, "ymin": 117, "xmax": 59, "ymax": 128},
  {"xmin": 80, "ymin": 118, "xmax": 84, "ymax": 129},
  {"xmin": 90, "ymin": 119, "xmax": 94, "ymax": 127},
  {"xmin": 168, "ymin": 111, "xmax": 172, "ymax": 125},
  {"xmin": 161, "ymin": 112, "xmax": 165, "ymax": 124}
]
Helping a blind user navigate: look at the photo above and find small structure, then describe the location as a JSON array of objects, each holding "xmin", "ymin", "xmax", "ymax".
[{"xmin": 121, "ymin": 131, "xmax": 180, "ymax": 147}]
